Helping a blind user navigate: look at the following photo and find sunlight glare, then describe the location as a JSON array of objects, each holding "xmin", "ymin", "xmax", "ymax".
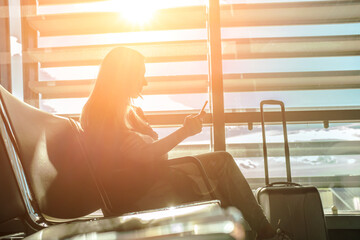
[
  {"xmin": 122, "ymin": 204, "xmax": 211, "ymax": 222},
  {"xmin": 354, "ymin": 197, "xmax": 360, "ymax": 210},
  {"xmin": 111, "ymin": 0, "xmax": 161, "ymax": 24}
]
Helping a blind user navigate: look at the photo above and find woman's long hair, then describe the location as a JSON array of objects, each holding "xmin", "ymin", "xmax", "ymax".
[{"xmin": 80, "ymin": 47, "xmax": 148, "ymax": 134}]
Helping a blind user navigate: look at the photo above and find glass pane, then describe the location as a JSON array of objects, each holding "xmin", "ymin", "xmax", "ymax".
[
  {"xmin": 39, "ymin": 61, "xmax": 208, "ymax": 81},
  {"xmin": 320, "ymin": 187, "xmax": 360, "ymax": 215},
  {"xmin": 28, "ymin": 1, "xmax": 211, "ymax": 157},
  {"xmin": 226, "ymin": 122, "xmax": 360, "ymax": 178},
  {"xmin": 221, "ymin": 0, "xmax": 360, "ymax": 215},
  {"xmin": 7, "ymin": 0, "xmax": 24, "ymax": 100},
  {"xmin": 220, "ymin": 0, "xmax": 360, "ymax": 110},
  {"xmin": 35, "ymin": 1, "xmax": 209, "ymax": 114},
  {"xmin": 226, "ymin": 121, "xmax": 360, "ymax": 214},
  {"xmin": 40, "ymin": 94, "xmax": 210, "ymax": 114},
  {"xmin": 224, "ymin": 90, "xmax": 360, "ymax": 110}
]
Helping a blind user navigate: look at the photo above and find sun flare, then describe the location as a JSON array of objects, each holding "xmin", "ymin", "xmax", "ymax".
[{"xmin": 111, "ymin": 0, "xmax": 161, "ymax": 24}]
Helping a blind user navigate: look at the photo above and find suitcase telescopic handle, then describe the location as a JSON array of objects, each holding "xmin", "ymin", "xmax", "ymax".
[{"xmin": 260, "ymin": 100, "xmax": 292, "ymax": 186}]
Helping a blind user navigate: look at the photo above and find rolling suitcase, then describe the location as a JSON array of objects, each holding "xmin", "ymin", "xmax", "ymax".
[{"xmin": 256, "ymin": 100, "xmax": 328, "ymax": 240}]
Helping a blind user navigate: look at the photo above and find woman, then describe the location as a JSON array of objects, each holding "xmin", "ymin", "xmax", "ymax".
[{"xmin": 80, "ymin": 47, "xmax": 290, "ymax": 240}]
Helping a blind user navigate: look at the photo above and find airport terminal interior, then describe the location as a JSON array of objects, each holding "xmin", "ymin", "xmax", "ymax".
[{"xmin": 0, "ymin": 0, "xmax": 359, "ymax": 239}]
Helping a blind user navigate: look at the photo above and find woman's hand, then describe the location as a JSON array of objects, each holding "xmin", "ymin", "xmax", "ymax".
[
  {"xmin": 182, "ymin": 111, "xmax": 205, "ymax": 137},
  {"xmin": 137, "ymin": 111, "xmax": 205, "ymax": 159}
]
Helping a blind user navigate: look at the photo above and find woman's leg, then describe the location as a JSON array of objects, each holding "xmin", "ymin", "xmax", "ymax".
[{"xmin": 194, "ymin": 151, "xmax": 275, "ymax": 238}]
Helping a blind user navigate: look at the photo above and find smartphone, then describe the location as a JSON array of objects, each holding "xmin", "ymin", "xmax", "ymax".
[{"xmin": 199, "ymin": 100, "xmax": 208, "ymax": 114}]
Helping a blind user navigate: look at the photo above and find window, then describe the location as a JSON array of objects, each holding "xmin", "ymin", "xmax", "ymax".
[
  {"xmin": 27, "ymin": 0, "xmax": 212, "ymax": 152},
  {"xmin": 221, "ymin": 0, "xmax": 360, "ymax": 214},
  {"xmin": 2, "ymin": 0, "xmax": 360, "ymax": 215}
]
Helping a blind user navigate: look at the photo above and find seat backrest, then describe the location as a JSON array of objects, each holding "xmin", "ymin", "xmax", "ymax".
[
  {"xmin": 0, "ymin": 85, "xmax": 101, "ymax": 220},
  {"xmin": 0, "ymin": 124, "xmax": 26, "ymax": 224}
]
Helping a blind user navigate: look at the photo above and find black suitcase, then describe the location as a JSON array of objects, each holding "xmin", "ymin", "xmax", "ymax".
[{"xmin": 256, "ymin": 100, "xmax": 328, "ymax": 240}]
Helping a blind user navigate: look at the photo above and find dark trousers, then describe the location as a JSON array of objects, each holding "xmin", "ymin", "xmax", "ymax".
[
  {"xmin": 125, "ymin": 151, "xmax": 268, "ymax": 234},
  {"xmin": 194, "ymin": 151, "xmax": 268, "ymax": 233}
]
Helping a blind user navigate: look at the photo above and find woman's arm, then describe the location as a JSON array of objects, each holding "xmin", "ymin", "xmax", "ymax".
[{"xmin": 142, "ymin": 113, "xmax": 205, "ymax": 160}]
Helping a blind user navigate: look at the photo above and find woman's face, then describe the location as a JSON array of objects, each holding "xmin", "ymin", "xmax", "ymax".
[{"xmin": 129, "ymin": 61, "xmax": 147, "ymax": 98}]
